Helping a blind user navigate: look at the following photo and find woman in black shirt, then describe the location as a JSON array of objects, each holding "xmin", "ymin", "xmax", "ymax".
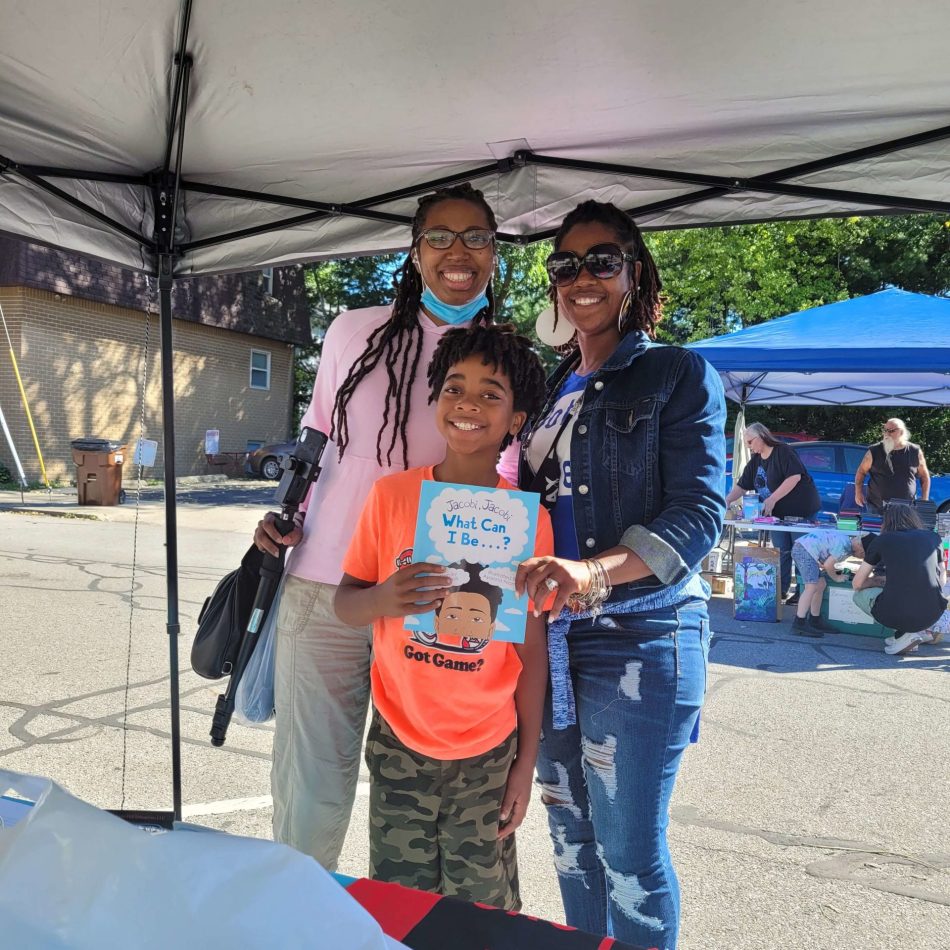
[
  {"xmin": 852, "ymin": 505, "xmax": 947, "ymax": 650},
  {"xmin": 726, "ymin": 422, "xmax": 821, "ymax": 600}
]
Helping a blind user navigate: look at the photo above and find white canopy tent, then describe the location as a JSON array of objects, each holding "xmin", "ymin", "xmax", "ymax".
[
  {"xmin": 3, "ymin": 0, "xmax": 950, "ymax": 818},
  {"xmin": 4, "ymin": 1, "xmax": 950, "ymax": 275}
]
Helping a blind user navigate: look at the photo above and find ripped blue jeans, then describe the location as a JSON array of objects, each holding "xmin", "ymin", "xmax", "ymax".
[{"xmin": 536, "ymin": 599, "xmax": 710, "ymax": 950}]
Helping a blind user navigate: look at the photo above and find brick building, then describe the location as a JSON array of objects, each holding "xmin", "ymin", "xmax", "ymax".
[{"xmin": 0, "ymin": 238, "xmax": 311, "ymax": 483}]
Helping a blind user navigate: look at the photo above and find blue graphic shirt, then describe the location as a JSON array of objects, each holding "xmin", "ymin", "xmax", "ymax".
[{"xmin": 525, "ymin": 370, "xmax": 589, "ymax": 559}]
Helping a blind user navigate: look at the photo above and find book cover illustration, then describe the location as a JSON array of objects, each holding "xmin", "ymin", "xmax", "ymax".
[
  {"xmin": 408, "ymin": 481, "xmax": 540, "ymax": 647},
  {"xmin": 734, "ymin": 552, "xmax": 780, "ymax": 622}
]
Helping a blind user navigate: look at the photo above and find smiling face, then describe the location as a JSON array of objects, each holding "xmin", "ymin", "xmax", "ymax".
[
  {"xmin": 434, "ymin": 591, "xmax": 496, "ymax": 642},
  {"xmin": 553, "ymin": 221, "xmax": 641, "ymax": 345},
  {"xmin": 413, "ymin": 198, "xmax": 495, "ymax": 310},
  {"xmin": 435, "ymin": 353, "xmax": 526, "ymax": 460}
]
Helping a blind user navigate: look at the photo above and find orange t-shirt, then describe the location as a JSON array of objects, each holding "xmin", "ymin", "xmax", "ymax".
[{"xmin": 342, "ymin": 465, "xmax": 553, "ymax": 760}]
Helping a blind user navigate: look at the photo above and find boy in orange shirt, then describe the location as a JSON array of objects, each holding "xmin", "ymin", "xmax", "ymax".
[{"xmin": 335, "ymin": 324, "xmax": 552, "ymax": 911}]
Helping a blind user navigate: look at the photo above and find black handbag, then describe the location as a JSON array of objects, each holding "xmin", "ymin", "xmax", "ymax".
[{"xmin": 191, "ymin": 544, "xmax": 264, "ymax": 679}]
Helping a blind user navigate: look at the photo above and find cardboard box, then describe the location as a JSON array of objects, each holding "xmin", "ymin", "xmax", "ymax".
[
  {"xmin": 734, "ymin": 544, "xmax": 781, "ymax": 622},
  {"xmin": 711, "ymin": 575, "xmax": 733, "ymax": 596}
]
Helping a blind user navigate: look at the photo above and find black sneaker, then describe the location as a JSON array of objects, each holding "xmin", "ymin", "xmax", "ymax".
[
  {"xmin": 809, "ymin": 615, "xmax": 834, "ymax": 633},
  {"xmin": 784, "ymin": 591, "xmax": 800, "ymax": 606},
  {"xmin": 792, "ymin": 615, "xmax": 824, "ymax": 638}
]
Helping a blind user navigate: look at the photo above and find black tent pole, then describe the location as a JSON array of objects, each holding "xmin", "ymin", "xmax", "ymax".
[
  {"xmin": 157, "ymin": 250, "xmax": 183, "ymax": 822},
  {"xmin": 140, "ymin": 0, "xmax": 193, "ymax": 824}
]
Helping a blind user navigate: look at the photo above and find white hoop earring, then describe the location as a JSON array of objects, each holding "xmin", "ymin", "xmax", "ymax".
[{"xmin": 535, "ymin": 305, "xmax": 576, "ymax": 348}]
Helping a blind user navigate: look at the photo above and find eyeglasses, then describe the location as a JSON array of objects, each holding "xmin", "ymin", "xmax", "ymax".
[
  {"xmin": 545, "ymin": 243, "xmax": 635, "ymax": 287},
  {"xmin": 417, "ymin": 227, "xmax": 495, "ymax": 250},
  {"xmin": 882, "ymin": 426, "xmax": 900, "ymax": 434}
]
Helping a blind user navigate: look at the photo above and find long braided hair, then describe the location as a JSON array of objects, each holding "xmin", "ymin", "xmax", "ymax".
[
  {"xmin": 330, "ymin": 183, "xmax": 498, "ymax": 466},
  {"xmin": 550, "ymin": 200, "xmax": 663, "ymax": 340},
  {"xmin": 426, "ymin": 323, "xmax": 547, "ymax": 451}
]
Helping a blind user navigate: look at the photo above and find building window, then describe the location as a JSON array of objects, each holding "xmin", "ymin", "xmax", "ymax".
[
  {"xmin": 250, "ymin": 350, "xmax": 271, "ymax": 390},
  {"xmin": 262, "ymin": 267, "xmax": 274, "ymax": 297}
]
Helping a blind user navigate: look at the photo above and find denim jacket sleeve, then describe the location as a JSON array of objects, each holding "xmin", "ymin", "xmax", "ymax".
[{"xmin": 619, "ymin": 350, "xmax": 726, "ymax": 584}]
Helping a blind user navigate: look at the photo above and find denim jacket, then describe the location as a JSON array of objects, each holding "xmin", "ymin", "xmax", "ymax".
[{"xmin": 519, "ymin": 330, "xmax": 726, "ymax": 603}]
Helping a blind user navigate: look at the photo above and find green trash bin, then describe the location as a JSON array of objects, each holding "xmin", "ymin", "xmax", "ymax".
[
  {"xmin": 70, "ymin": 438, "xmax": 126, "ymax": 506},
  {"xmin": 820, "ymin": 574, "xmax": 894, "ymax": 638}
]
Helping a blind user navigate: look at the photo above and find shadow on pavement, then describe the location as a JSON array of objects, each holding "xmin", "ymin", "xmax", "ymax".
[
  {"xmin": 136, "ymin": 484, "xmax": 278, "ymax": 507},
  {"xmin": 707, "ymin": 595, "xmax": 950, "ymax": 674}
]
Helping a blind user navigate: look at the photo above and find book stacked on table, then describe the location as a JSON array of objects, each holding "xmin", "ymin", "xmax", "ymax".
[
  {"xmin": 913, "ymin": 499, "xmax": 938, "ymax": 531},
  {"xmin": 838, "ymin": 496, "xmax": 881, "ymax": 532},
  {"xmin": 859, "ymin": 511, "xmax": 883, "ymax": 531}
]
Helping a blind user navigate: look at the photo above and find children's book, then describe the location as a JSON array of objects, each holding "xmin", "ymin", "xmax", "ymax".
[{"xmin": 409, "ymin": 481, "xmax": 540, "ymax": 647}]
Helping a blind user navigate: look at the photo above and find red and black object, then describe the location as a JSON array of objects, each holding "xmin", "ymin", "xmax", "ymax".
[{"xmin": 342, "ymin": 877, "xmax": 655, "ymax": 950}]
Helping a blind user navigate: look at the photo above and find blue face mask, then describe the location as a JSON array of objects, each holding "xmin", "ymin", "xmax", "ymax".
[{"xmin": 420, "ymin": 283, "xmax": 489, "ymax": 325}]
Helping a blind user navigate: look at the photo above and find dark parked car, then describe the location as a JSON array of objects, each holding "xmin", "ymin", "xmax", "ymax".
[
  {"xmin": 245, "ymin": 440, "xmax": 295, "ymax": 480},
  {"xmin": 788, "ymin": 440, "xmax": 950, "ymax": 513}
]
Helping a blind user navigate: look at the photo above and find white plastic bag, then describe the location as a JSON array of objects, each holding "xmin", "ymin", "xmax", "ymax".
[
  {"xmin": 0, "ymin": 768, "xmax": 405, "ymax": 949},
  {"xmin": 234, "ymin": 577, "xmax": 282, "ymax": 724}
]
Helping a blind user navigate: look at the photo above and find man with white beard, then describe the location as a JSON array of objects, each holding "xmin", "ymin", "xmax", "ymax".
[{"xmin": 854, "ymin": 418, "xmax": 931, "ymax": 512}]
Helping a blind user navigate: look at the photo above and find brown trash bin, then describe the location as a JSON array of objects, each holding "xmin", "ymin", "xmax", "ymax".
[{"xmin": 70, "ymin": 438, "xmax": 126, "ymax": 505}]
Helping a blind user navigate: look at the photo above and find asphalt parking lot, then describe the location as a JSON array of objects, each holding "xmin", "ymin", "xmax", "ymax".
[{"xmin": 2, "ymin": 480, "xmax": 948, "ymax": 949}]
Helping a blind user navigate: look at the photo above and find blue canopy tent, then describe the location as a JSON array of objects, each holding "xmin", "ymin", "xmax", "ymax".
[
  {"xmin": 689, "ymin": 288, "xmax": 950, "ymax": 480},
  {"xmin": 689, "ymin": 288, "xmax": 950, "ymax": 407}
]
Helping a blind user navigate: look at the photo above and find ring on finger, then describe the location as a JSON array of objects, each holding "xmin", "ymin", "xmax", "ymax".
[{"xmin": 544, "ymin": 577, "xmax": 559, "ymax": 592}]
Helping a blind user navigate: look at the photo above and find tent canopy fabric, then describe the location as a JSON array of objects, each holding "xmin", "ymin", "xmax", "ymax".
[
  {"xmin": 689, "ymin": 289, "xmax": 950, "ymax": 406},
  {"xmin": 3, "ymin": 1, "xmax": 950, "ymax": 275},
  {"xmin": 5, "ymin": 0, "xmax": 950, "ymax": 819}
]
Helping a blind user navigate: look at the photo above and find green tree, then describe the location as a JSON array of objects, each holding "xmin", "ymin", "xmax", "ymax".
[
  {"xmin": 494, "ymin": 242, "xmax": 552, "ymax": 332},
  {"xmin": 649, "ymin": 214, "xmax": 950, "ymax": 470},
  {"xmin": 293, "ymin": 255, "xmax": 401, "ymax": 426}
]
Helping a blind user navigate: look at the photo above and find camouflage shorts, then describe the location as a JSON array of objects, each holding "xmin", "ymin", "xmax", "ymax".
[{"xmin": 364, "ymin": 711, "xmax": 520, "ymax": 910}]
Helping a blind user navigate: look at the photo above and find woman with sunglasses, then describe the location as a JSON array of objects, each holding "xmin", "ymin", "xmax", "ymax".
[
  {"xmin": 254, "ymin": 183, "xmax": 498, "ymax": 868},
  {"xmin": 512, "ymin": 201, "xmax": 725, "ymax": 949}
]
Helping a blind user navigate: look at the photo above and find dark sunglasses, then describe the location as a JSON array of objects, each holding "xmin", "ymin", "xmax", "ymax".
[
  {"xmin": 545, "ymin": 243, "xmax": 635, "ymax": 287},
  {"xmin": 417, "ymin": 227, "xmax": 495, "ymax": 251},
  {"xmin": 882, "ymin": 426, "xmax": 900, "ymax": 434}
]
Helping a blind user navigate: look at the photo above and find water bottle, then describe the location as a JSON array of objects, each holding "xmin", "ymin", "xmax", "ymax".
[{"xmin": 742, "ymin": 491, "xmax": 759, "ymax": 521}]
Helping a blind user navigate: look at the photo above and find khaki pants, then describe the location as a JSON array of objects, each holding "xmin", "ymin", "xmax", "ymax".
[
  {"xmin": 271, "ymin": 575, "xmax": 372, "ymax": 870},
  {"xmin": 852, "ymin": 586, "xmax": 882, "ymax": 619},
  {"xmin": 365, "ymin": 711, "xmax": 520, "ymax": 910}
]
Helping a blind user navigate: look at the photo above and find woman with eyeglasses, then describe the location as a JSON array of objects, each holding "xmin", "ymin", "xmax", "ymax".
[
  {"xmin": 510, "ymin": 201, "xmax": 726, "ymax": 948},
  {"xmin": 253, "ymin": 183, "xmax": 499, "ymax": 869},
  {"xmin": 725, "ymin": 422, "xmax": 821, "ymax": 603}
]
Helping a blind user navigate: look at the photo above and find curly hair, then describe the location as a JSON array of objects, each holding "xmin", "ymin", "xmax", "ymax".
[
  {"xmin": 550, "ymin": 199, "xmax": 663, "ymax": 339},
  {"xmin": 330, "ymin": 183, "xmax": 497, "ymax": 465},
  {"xmin": 437, "ymin": 560, "xmax": 503, "ymax": 622},
  {"xmin": 427, "ymin": 323, "xmax": 547, "ymax": 451}
]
